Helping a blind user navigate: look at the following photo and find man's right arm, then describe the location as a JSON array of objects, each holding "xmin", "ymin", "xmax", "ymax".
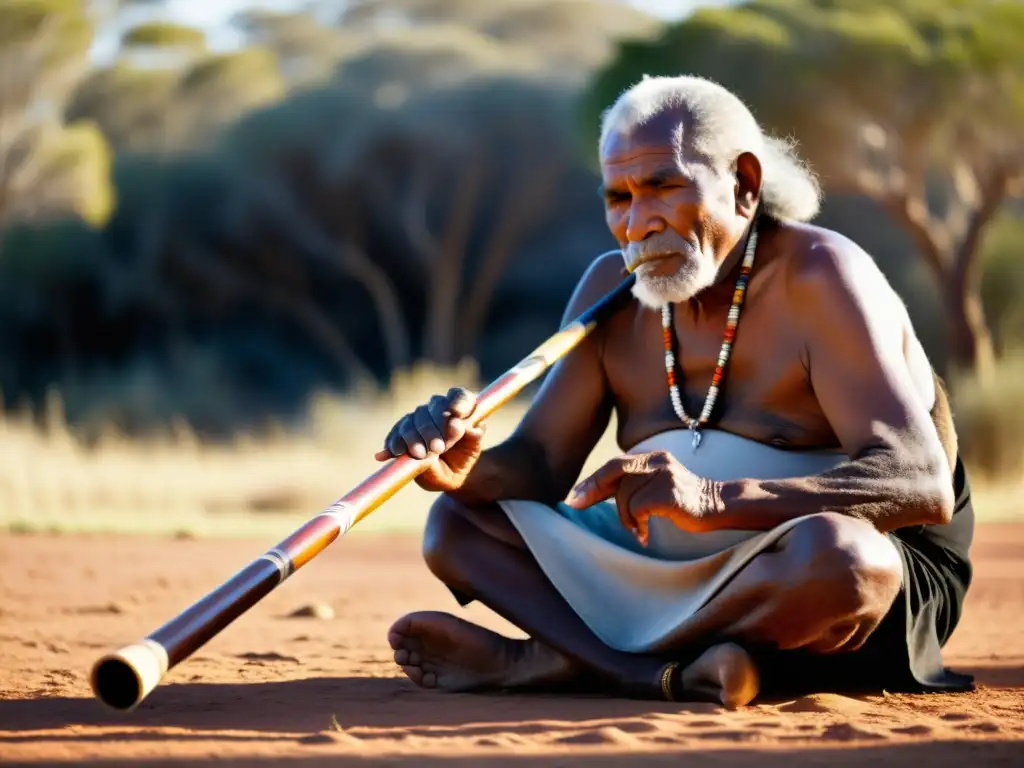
[{"xmin": 450, "ymin": 252, "xmax": 627, "ymax": 507}]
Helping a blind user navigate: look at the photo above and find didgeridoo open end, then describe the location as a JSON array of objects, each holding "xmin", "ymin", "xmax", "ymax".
[
  {"xmin": 89, "ymin": 271, "xmax": 636, "ymax": 711},
  {"xmin": 91, "ymin": 640, "xmax": 168, "ymax": 711}
]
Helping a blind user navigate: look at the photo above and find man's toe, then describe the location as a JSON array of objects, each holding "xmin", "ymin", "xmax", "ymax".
[{"xmin": 401, "ymin": 664, "xmax": 425, "ymax": 686}]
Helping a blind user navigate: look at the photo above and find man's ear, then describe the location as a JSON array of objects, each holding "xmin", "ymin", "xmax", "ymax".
[{"xmin": 734, "ymin": 151, "xmax": 762, "ymax": 219}]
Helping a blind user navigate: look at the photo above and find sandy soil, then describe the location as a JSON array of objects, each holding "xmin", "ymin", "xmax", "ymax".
[{"xmin": 1, "ymin": 523, "xmax": 1022, "ymax": 766}]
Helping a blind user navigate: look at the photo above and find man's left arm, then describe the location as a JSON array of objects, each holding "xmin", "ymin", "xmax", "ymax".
[{"xmin": 711, "ymin": 239, "xmax": 956, "ymax": 533}]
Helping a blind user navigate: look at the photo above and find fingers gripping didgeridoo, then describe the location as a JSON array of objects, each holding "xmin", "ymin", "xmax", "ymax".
[{"xmin": 90, "ymin": 272, "xmax": 637, "ymax": 711}]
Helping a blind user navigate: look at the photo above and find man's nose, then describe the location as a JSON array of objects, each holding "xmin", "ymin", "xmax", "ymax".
[{"xmin": 625, "ymin": 203, "xmax": 666, "ymax": 243}]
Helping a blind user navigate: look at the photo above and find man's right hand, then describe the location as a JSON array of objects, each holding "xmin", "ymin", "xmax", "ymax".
[{"xmin": 374, "ymin": 387, "xmax": 486, "ymax": 493}]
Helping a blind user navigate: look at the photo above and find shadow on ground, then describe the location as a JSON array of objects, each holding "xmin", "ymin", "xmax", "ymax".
[
  {"xmin": 0, "ymin": 675, "xmax": 718, "ymax": 734},
  {"xmin": 1, "ymin": 662, "xmax": 1020, "ymax": 736},
  {"xmin": 1, "ymin": 741, "xmax": 1021, "ymax": 767}
]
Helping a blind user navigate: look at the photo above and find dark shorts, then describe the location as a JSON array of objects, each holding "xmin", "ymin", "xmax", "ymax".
[{"xmin": 750, "ymin": 456, "xmax": 976, "ymax": 697}]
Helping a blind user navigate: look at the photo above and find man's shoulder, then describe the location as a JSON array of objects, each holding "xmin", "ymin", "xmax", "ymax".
[
  {"xmin": 561, "ymin": 249, "xmax": 630, "ymax": 321},
  {"xmin": 773, "ymin": 221, "xmax": 901, "ymax": 318}
]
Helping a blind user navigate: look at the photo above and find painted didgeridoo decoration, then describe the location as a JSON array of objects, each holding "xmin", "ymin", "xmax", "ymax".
[{"xmin": 90, "ymin": 271, "xmax": 637, "ymax": 711}]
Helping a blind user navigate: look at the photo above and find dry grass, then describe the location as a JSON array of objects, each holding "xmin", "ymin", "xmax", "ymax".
[
  {"xmin": 0, "ymin": 361, "xmax": 621, "ymax": 540},
  {"xmin": 1, "ymin": 360, "xmax": 1019, "ymax": 541}
]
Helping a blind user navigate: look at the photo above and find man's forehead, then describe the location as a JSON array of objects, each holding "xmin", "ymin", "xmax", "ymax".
[{"xmin": 600, "ymin": 108, "xmax": 691, "ymax": 164}]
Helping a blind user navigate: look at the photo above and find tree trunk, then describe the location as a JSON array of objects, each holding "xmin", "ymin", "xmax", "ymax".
[
  {"xmin": 943, "ymin": 174, "xmax": 1007, "ymax": 381},
  {"xmin": 423, "ymin": 150, "xmax": 485, "ymax": 366},
  {"xmin": 944, "ymin": 279, "xmax": 995, "ymax": 379},
  {"xmin": 882, "ymin": 185, "xmax": 1001, "ymax": 380},
  {"xmin": 457, "ymin": 159, "xmax": 562, "ymax": 359},
  {"xmin": 181, "ymin": 245, "xmax": 376, "ymax": 387},
  {"xmin": 249, "ymin": 182, "xmax": 410, "ymax": 373}
]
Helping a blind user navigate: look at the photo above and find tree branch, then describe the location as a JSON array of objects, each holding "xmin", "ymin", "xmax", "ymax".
[
  {"xmin": 424, "ymin": 141, "xmax": 485, "ymax": 364},
  {"xmin": 458, "ymin": 155, "xmax": 563, "ymax": 358},
  {"xmin": 245, "ymin": 178, "xmax": 410, "ymax": 372},
  {"xmin": 180, "ymin": 243, "xmax": 376, "ymax": 387}
]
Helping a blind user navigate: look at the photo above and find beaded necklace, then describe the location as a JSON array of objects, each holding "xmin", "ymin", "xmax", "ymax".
[{"xmin": 661, "ymin": 218, "xmax": 759, "ymax": 450}]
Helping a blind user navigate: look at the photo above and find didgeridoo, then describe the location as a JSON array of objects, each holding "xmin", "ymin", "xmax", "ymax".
[{"xmin": 90, "ymin": 271, "xmax": 637, "ymax": 711}]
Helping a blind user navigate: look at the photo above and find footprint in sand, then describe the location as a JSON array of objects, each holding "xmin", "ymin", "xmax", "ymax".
[
  {"xmin": 778, "ymin": 694, "xmax": 873, "ymax": 716},
  {"xmin": 236, "ymin": 652, "xmax": 301, "ymax": 664},
  {"xmin": 609, "ymin": 720, "xmax": 658, "ymax": 734},
  {"xmin": 821, "ymin": 723, "xmax": 889, "ymax": 741},
  {"xmin": 939, "ymin": 712, "xmax": 972, "ymax": 722},
  {"xmin": 553, "ymin": 727, "xmax": 640, "ymax": 747},
  {"xmin": 955, "ymin": 721, "xmax": 1001, "ymax": 733}
]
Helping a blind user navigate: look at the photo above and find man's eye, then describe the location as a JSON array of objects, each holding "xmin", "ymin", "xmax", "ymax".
[{"xmin": 605, "ymin": 192, "xmax": 630, "ymax": 204}]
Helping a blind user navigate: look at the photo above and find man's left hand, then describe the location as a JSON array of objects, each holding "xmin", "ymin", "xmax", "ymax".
[{"xmin": 564, "ymin": 451, "xmax": 718, "ymax": 545}]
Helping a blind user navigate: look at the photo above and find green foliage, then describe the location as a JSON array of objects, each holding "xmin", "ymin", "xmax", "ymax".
[
  {"xmin": 583, "ymin": 0, "xmax": 1024, "ymax": 166},
  {"xmin": 980, "ymin": 213, "xmax": 1024, "ymax": 350},
  {"xmin": 0, "ymin": 0, "xmax": 92, "ymax": 54},
  {"xmin": 334, "ymin": 24, "xmax": 547, "ymax": 96},
  {"xmin": 233, "ymin": 9, "xmax": 359, "ymax": 86},
  {"xmin": 65, "ymin": 49, "xmax": 287, "ymax": 153},
  {"xmin": 65, "ymin": 63, "xmax": 180, "ymax": 151},
  {"xmin": 0, "ymin": 0, "xmax": 110, "ymax": 228},
  {"xmin": 339, "ymin": 0, "xmax": 663, "ymax": 78},
  {"xmin": 30, "ymin": 121, "xmax": 116, "ymax": 226},
  {"xmin": 178, "ymin": 49, "xmax": 287, "ymax": 139},
  {"xmin": 122, "ymin": 21, "xmax": 206, "ymax": 51}
]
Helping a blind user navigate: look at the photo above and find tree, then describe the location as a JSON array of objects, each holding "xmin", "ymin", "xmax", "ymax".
[
  {"xmin": 364, "ymin": 79, "xmax": 579, "ymax": 365},
  {"xmin": 585, "ymin": 0, "xmax": 1024, "ymax": 378},
  {"xmin": 67, "ymin": 45, "xmax": 287, "ymax": 153},
  {"xmin": 65, "ymin": 63, "xmax": 180, "ymax": 152},
  {"xmin": 233, "ymin": 8, "xmax": 360, "ymax": 87},
  {"xmin": 338, "ymin": 0, "xmax": 663, "ymax": 80},
  {"xmin": 0, "ymin": 0, "xmax": 113, "ymax": 228}
]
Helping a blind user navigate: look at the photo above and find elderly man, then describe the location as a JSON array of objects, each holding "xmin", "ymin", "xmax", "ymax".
[{"xmin": 375, "ymin": 75, "xmax": 975, "ymax": 707}]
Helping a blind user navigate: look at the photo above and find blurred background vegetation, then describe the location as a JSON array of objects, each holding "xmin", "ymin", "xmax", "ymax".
[{"xmin": 0, "ymin": 0, "xmax": 1021, "ymax": 533}]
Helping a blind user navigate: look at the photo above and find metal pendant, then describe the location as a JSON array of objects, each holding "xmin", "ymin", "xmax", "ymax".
[{"xmin": 691, "ymin": 428, "xmax": 702, "ymax": 450}]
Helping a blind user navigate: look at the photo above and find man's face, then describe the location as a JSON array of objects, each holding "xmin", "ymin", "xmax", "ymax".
[{"xmin": 600, "ymin": 111, "xmax": 738, "ymax": 307}]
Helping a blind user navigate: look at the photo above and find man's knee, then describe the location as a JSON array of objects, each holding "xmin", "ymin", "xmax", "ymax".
[
  {"xmin": 421, "ymin": 495, "xmax": 520, "ymax": 584},
  {"xmin": 782, "ymin": 513, "xmax": 903, "ymax": 620},
  {"xmin": 422, "ymin": 494, "xmax": 471, "ymax": 582}
]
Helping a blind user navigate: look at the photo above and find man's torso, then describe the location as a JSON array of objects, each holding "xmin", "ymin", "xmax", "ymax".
[{"xmin": 594, "ymin": 220, "xmax": 934, "ymax": 455}]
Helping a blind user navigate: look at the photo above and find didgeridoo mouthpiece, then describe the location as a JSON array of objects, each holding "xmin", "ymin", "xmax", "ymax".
[{"xmin": 91, "ymin": 640, "xmax": 169, "ymax": 711}]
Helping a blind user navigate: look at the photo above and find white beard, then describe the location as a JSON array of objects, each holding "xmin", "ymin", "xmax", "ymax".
[{"xmin": 629, "ymin": 256, "xmax": 718, "ymax": 310}]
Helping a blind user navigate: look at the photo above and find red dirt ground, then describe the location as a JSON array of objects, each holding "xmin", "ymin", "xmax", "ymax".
[{"xmin": 1, "ymin": 523, "xmax": 1022, "ymax": 766}]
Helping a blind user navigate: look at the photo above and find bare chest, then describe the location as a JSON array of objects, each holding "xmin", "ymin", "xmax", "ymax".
[{"xmin": 602, "ymin": 299, "xmax": 837, "ymax": 451}]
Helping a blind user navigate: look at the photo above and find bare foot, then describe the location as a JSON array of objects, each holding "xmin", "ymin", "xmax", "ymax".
[
  {"xmin": 678, "ymin": 643, "xmax": 760, "ymax": 709},
  {"xmin": 388, "ymin": 611, "xmax": 577, "ymax": 692}
]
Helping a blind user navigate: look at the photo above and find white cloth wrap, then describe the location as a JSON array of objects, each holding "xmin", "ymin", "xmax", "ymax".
[{"xmin": 497, "ymin": 429, "xmax": 845, "ymax": 653}]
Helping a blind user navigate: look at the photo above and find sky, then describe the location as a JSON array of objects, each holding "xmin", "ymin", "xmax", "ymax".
[{"xmin": 93, "ymin": 0, "xmax": 733, "ymax": 61}]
